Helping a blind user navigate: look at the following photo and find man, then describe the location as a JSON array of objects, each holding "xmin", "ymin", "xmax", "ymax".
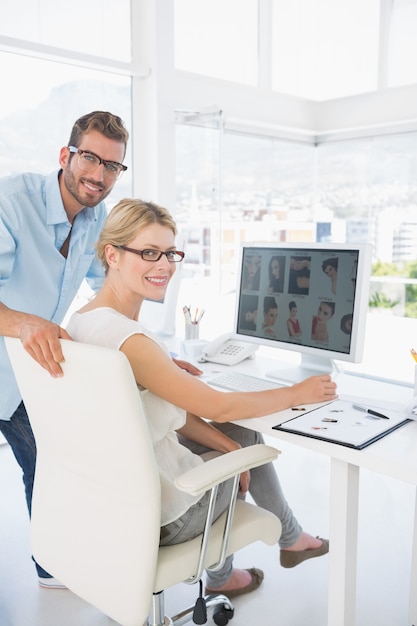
[{"xmin": 0, "ymin": 111, "xmax": 129, "ymax": 587}]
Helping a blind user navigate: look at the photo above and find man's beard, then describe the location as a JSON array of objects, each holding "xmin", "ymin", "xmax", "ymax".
[{"xmin": 63, "ymin": 168, "xmax": 111, "ymax": 208}]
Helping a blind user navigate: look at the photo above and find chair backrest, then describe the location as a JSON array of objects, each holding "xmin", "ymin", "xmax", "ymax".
[{"xmin": 5, "ymin": 337, "xmax": 161, "ymax": 626}]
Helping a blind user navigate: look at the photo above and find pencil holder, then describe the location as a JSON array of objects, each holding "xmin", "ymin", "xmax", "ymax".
[
  {"xmin": 185, "ymin": 323, "xmax": 199, "ymax": 340},
  {"xmin": 414, "ymin": 365, "xmax": 417, "ymax": 396},
  {"xmin": 182, "ymin": 339, "xmax": 207, "ymax": 358}
]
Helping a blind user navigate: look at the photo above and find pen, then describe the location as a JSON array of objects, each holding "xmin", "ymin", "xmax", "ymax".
[
  {"xmin": 183, "ymin": 306, "xmax": 192, "ymax": 325},
  {"xmin": 352, "ymin": 404, "xmax": 389, "ymax": 420}
]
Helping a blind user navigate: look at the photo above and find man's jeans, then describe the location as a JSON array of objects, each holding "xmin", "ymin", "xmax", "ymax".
[{"xmin": 0, "ymin": 402, "xmax": 51, "ymax": 578}]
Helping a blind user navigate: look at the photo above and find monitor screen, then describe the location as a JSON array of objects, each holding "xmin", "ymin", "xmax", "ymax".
[{"xmin": 234, "ymin": 242, "xmax": 372, "ymax": 382}]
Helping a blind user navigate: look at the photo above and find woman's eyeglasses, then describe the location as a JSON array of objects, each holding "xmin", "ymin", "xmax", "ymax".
[{"xmin": 114, "ymin": 245, "xmax": 185, "ymax": 263}]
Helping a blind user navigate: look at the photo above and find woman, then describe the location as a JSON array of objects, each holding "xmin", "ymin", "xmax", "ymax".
[
  {"xmin": 267, "ymin": 255, "xmax": 284, "ymax": 293},
  {"xmin": 242, "ymin": 253, "xmax": 261, "ymax": 291},
  {"xmin": 287, "ymin": 301, "xmax": 302, "ymax": 338},
  {"xmin": 322, "ymin": 258, "xmax": 338, "ymax": 295},
  {"xmin": 288, "ymin": 257, "xmax": 311, "ymax": 295},
  {"xmin": 239, "ymin": 294, "xmax": 258, "ymax": 332},
  {"xmin": 311, "ymin": 301, "xmax": 335, "ymax": 342},
  {"xmin": 67, "ymin": 199, "xmax": 336, "ymax": 598},
  {"xmin": 262, "ymin": 296, "xmax": 278, "ymax": 338}
]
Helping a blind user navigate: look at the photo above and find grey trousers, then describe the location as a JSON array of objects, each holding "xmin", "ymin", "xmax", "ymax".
[{"xmin": 160, "ymin": 422, "xmax": 302, "ymax": 587}]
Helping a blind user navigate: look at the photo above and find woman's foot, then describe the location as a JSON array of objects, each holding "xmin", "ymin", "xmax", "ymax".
[
  {"xmin": 280, "ymin": 533, "xmax": 329, "ymax": 568},
  {"xmin": 283, "ymin": 532, "xmax": 323, "ymax": 552},
  {"xmin": 205, "ymin": 567, "xmax": 264, "ymax": 599}
]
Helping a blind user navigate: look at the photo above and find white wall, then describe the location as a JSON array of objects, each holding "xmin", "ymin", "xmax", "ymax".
[{"xmin": 173, "ymin": 72, "xmax": 417, "ymax": 142}]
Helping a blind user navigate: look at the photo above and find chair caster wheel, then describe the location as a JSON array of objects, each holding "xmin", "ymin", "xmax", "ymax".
[{"xmin": 213, "ymin": 603, "xmax": 234, "ymax": 625}]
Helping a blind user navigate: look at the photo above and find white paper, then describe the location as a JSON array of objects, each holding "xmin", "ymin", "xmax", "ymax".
[{"xmin": 274, "ymin": 397, "xmax": 410, "ymax": 449}]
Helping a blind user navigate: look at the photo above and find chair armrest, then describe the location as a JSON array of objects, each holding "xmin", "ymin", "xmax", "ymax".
[{"xmin": 174, "ymin": 444, "xmax": 280, "ymax": 496}]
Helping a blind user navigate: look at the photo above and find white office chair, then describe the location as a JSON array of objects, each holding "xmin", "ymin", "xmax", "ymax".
[{"xmin": 5, "ymin": 337, "xmax": 282, "ymax": 626}]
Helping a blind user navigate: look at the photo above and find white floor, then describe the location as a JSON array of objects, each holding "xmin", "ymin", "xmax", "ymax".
[{"xmin": 0, "ymin": 435, "xmax": 414, "ymax": 626}]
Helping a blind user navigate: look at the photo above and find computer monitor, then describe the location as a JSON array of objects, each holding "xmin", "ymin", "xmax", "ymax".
[{"xmin": 234, "ymin": 242, "xmax": 372, "ymax": 383}]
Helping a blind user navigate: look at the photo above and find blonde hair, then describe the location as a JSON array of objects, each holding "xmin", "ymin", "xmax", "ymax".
[{"xmin": 96, "ymin": 198, "xmax": 178, "ymax": 272}]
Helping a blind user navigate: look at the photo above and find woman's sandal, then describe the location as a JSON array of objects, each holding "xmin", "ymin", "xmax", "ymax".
[
  {"xmin": 205, "ymin": 567, "xmax": 264, "ymax": 599},
  {"xmin": 280, "ymin": 537, "xmax": 329, "ymax": 568}
]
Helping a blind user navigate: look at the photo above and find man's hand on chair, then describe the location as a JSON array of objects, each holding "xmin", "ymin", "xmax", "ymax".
[{"xmin": 20, "ymin": 317, "xmax": 72, "ymax": 377}]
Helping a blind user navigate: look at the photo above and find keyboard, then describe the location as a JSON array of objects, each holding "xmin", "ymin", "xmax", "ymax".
[{"xmin": 205, "ymin": 371, "xmax": 282, "ymax": 392}]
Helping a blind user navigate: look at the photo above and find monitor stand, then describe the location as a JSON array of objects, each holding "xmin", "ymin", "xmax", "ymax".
[{"xmin": 266, "ymin": 354, "xmax": 338, "ymax": 384}]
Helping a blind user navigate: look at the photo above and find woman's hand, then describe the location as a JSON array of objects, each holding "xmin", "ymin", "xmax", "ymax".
[
  {"xmin": 292, "ymin": 374, "xmax": 337, "ymax": 405},
  {"xmin": 239, "ymin": 470, "xmax": 251, "ymax": 496},
  {"xmin": 172, "ymin": 357, "xmax": 203, "ymax": 376}
]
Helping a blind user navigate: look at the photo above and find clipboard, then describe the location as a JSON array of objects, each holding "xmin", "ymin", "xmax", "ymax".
[{"xmin": 272, "ymin": 397, "xmax": 411, "ymax": 449}]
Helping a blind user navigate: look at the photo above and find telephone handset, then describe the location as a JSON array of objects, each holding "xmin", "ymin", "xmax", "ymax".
[{"xmin": 199, "ymin": 333, "xmax": 258, "ymax": 366}]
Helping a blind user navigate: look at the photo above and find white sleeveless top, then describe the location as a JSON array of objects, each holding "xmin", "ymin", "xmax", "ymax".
[{"xmin": 66, "ymin": 307, "xmax": 203, "ymax": 525}]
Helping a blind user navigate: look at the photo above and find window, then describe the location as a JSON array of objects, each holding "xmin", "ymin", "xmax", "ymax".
[
  {"xmin": 175, "ymin": 111, "xmax": 222, "ymax": 285},
  {"xmin": 0, "ymin": 2, "xmax": 132, "ymax": 207},
  {"xmin": 0, "ymin": 0, "xmax": 131, "ymax": 61},
  {"xmin": 387, "ymin": 0, "xmax": 417, "ymax": 87},
  {"xmin": 271, "ymin": 0, "xmax": 380, "ymax": 100},
  {"xmin": 175, "ymin": 0, "xmax": 258, "ymax": 85},
  {"xmin": 176, "ymin": 116, "xmax": 417, "ymax": 318}
]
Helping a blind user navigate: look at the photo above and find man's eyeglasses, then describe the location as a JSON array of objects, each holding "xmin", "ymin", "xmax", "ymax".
[
  {"xmin": 114, "ymin": 245, "xmax": 185, "ymax": 263},
  {"xmin": 68, "ymin": 146, "xmax": 127, "ymax": 180}
]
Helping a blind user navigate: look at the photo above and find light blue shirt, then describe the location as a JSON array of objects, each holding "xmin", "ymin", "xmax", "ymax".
[{"xmin": 0, "ymin": 170, "xmax": 107, "ymax": 420}]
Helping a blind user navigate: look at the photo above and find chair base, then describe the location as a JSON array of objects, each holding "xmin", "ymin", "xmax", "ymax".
[{"xmin": 147, "ymin": 590, "xmax": 234, "ymax": 626}]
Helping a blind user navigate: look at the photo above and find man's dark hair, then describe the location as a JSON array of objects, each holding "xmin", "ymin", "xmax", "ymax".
[
  {"xmin": 68, "ymin": 111, "xmax": 129, "ymax": 156},
  {"xmin": 263, "ymin": 296, "xmax": 278, "ymax": 313}
]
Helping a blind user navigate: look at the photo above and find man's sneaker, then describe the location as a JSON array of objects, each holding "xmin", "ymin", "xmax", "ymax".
[{"xmin": 38, "ymin": 576, "xmax": 67, "ymax": 589}]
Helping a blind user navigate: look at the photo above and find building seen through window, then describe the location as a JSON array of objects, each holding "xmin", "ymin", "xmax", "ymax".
[{"xmin": 175, "ymin": 119, "xmax": 417, "ymax": 317}]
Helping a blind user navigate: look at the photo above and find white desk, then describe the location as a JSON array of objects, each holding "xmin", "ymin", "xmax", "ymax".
[{"xmin": 196, "ymin": 350, "xmax": 417, "ymax": 626}]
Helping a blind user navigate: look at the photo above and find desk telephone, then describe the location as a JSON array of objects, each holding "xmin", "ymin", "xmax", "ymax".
[{"xmin": 199, "ymin": 333, "xmax": 258, "ymax": 366}]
